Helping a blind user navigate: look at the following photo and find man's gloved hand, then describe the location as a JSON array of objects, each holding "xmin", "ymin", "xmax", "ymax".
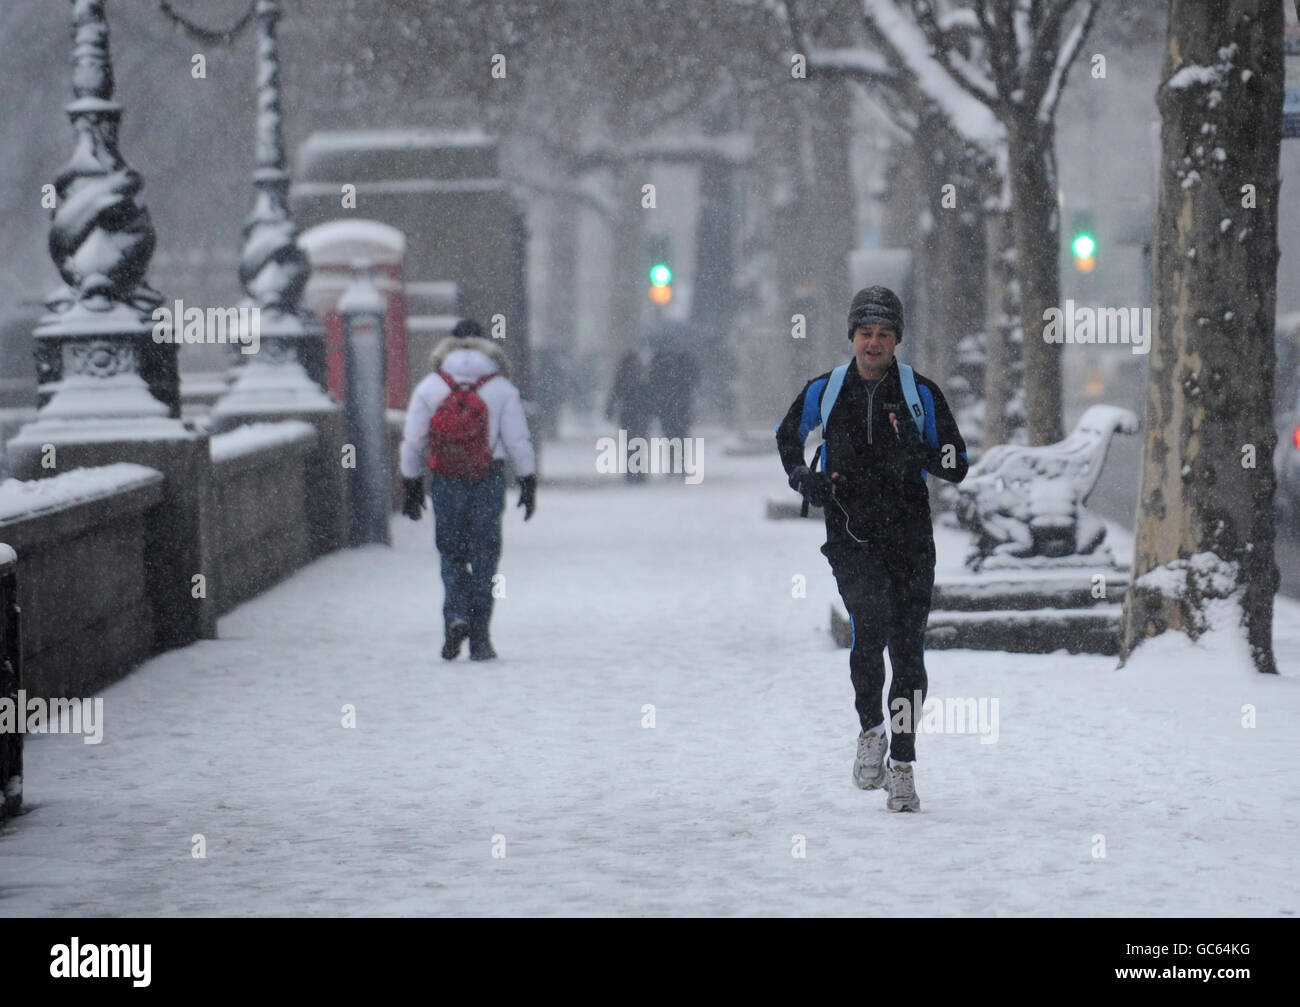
[
  {"xmin": 891, "ymin": 412, "xmax": 929, "ymax": 471},
  {"xmin": 517, "ymin": 474, "xmax": 537, "ymax": 520},
  {"xmin": 788, "ymin": 464, "xmax": 829, "ymax": 508},
  {"xmin": 402, "ymin": 477, "xmax": 426, "ymax": 521}
]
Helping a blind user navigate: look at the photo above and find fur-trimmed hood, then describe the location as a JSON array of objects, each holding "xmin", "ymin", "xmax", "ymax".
[{"xmin": 429, "ymin": 335, "xmax": 512, "ymax": 380}]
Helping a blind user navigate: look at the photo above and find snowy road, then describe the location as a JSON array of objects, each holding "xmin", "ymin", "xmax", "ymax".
[{"xmin": 3, "ymin": 430, "xmax": 1299, "ymax": 916}]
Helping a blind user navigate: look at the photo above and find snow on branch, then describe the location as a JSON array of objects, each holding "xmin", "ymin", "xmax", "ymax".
[
  {"xmin": 1013, "ymin": 0, "xmax": 1033, "ymax": 74},
  {"xmin": 908, "ymin": 0, "xmax": 1000, "ymax": 104},
  {"xmin": 937, "ymin": 4, "xmax": 980, "ymax": 31},
  {"xmin": 947, "ymin": 46, "xmax": 1000, "ymax": 101},
  {"xmin": 859, "ymin": 82, "xmax": 922, "ymax": 138},
  {"xmin": 804, "ymin": 46, "xmax": 896, "ymax": 82},
  {"xmin": 1037, "ymin": 0, "xmax": 1098, "ymax": 124},
  {"xmin": 783, "ymin": 0, "xmax": 896, "ymax": 85},
  {"xmin": 863, "ymin": 0, "xmax": 1007, "ymax": 157}
]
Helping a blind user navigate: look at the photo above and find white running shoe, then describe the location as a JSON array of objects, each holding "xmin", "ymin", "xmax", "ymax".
[
  {"xmin": 886, "ymin": 760, "xmax": 921, "ymax": 812},
  {"xmin": 852, "ymin": 726, "xmax": 889, "ymax": 790}
]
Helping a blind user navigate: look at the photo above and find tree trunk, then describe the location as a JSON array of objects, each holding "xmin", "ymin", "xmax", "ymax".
[
  {"xmin": 1120, "ymin": 0, "xmax": 1282, "ymax": 673},
  {"xmin": 810, "ymin": 78, "xmax": 857, "ymax": 338},
  {"xmin": 693, "ymin": 101, "xmax": 741, "ymax": 423},
  {"xmin": 1008, "ymin": 113, "xmax": 1065, "ymax": 446},
  {"xmin": 771, "ymin": 139, "xmax": 825, "ymax": 382},
  {"xmin": 980, "ymin": 183, "xmax": 1021, "ymax": 450},
  {"xmin": 919, "ymin": 128, "xmax": 986, "ymax": 385},
  {"xmin": 537, "ymin": 183, "xmax": 579, "ymax": 437},
  {"xmin": 607, "ymin": 163, "xmax": 647, "ymax": 346}
]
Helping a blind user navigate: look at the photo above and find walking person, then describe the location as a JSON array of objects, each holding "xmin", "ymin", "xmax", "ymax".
[
  {"xmin": 605, "ymin": 347, "xmax": 654, "ymax": 483},
  {"xmin": 651, "ymin": 347, "xmax": 700, "ymax": 442},
  {"xmin": 400, "ymin": 318, "xmax": 537, "ymax": 661},
  {"xmin": 776, "ymin": 287, "xmax": 969, "ymax": 811}
]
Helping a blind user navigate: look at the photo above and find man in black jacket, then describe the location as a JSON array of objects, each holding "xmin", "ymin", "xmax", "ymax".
[{"xmin": 776, "ymin": 286, "xmax": 968, "ymax": 811}]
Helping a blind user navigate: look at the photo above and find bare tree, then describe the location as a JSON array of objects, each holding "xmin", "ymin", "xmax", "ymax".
[
  {"xmin": 796, "ymin": 0, "xmax": 1097, "ymax": 446},
  {"xmin": 786, "ymin": 3, "xmax": 1013, "ymax": 444},
  {"xmin": 1119, "ymin": 0, "xmax": 1282, "ymax": 674}
]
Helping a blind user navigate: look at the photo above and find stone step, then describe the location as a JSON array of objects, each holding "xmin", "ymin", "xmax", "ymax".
[
  {"xmin": 932, "ymin": 573, "xmax": 1128, "ymax": 611},
  {"xmin": 831, "ymin": 603, "xmax": 1122, "ymax": 656},
  {"xmin": 924, "ymin": 606, "xmax": 1122, "ymax": 655}
]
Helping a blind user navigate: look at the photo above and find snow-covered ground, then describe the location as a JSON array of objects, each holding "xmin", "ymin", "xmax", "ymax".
[{"xmin": 2, "ymin": 425, "xmax": 1298, "ymax": 916}]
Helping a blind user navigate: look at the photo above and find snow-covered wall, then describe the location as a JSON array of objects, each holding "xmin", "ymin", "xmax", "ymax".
[
  {"xmin": 210, "ymin": 422, "xmax": 317, "ymax": 616},
  {"xmin": 0, "ymin": 465, "xmax": 164, "ymax": 699},
  {"xmin": 0, "ymin": 413, "xmax": 405, "ymax": 718},
  {"xmin": 210, "ymin": 421, "xmax": 317, "ymax": 465}
]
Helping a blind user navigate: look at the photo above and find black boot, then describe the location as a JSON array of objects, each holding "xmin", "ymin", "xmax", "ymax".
[
  {"xmin": 442, "ymin": 619, "xmax": 470, "ymax": 660},
  {"xmin": 468, "ymin": 601, "xmax": 496, "ymax": 660}
]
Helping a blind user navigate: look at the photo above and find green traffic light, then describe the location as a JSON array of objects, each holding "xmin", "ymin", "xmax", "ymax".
[
  {"xmin": 649, "ymin": 263, "xmax": 672, "ymax": 287},
  {"xmin": 1072, "ymin": 233, "xmax": 1096, "ymax": 259}
]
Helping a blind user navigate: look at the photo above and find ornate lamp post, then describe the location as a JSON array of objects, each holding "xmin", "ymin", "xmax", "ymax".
[
  {"xmin": 210, "ymin": 0, "xmax": 333, "ymax": 425},
  {"xmin": 26, "ymin": 0, "xmax": 181, "ymax": 431},
  {"xmin": 10, "ymin": 0, "xmax": 216, "ymax": 647}
]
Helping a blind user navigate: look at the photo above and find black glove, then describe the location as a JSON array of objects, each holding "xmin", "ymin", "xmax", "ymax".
[
  {"xmin": 892, "ymin": 412, "xmax": 929, "ymax": 470},
  {"xmin": 788, "ymin": 464, "xmax": 829, "ymax": 508},
  {"xmin": 402, "ymin": 477, "xmax": 425, "ymax": 521},
  {"xmin": 517, "ymin": 474, "xmax": 537, "ymax": 520}
]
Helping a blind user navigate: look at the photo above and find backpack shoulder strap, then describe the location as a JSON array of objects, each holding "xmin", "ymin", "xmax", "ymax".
[
  {"xmin": 471, "ymin": 373, "xmax": 496, "ymax": 392},
  {"xmin": 816, "ymin": 362, "xmax": 853, "ymax": 474},
  {"xmin": 819, "ymin": 363, "xmax": 851, "ymax": 430},
  {"xmin": 897, "ymin": 363, "xmax": 925, "ymax": 433},
  {"xmin": 438, "ymin": 370, "xmax": 457, "ymax": 391}
]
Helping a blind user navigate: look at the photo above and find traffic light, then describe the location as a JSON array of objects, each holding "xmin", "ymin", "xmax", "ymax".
[
  {"xmin": 1070, "ymin": 211, "xmax": 1097, "ymax": 274},
  {"xmin": 647, "ymin": 236, "xmax": 673, "ymax": 305},
  {"xmin": 649, "ymin": 261, "xmax": 673, "ymax": 305}
]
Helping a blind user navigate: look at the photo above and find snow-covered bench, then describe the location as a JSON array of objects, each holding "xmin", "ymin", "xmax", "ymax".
[{"xmin": 954, "ymin": 404, "xmax": 1139, "ymax": 571}]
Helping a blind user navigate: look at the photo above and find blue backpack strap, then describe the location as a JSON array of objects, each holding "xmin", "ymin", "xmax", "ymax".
[
  {"xmin": 819, "ymin": 363, "xmax": 851, "ymax": 430},
  {"xmin": 897, "ymin": 363, "xmax": 926, "ymax": 435},
  {"xmin": 817, "ymin": 363, "xmax": 851, "ymax": 472},
  {"xmin": 917, "ymin": 383, "xmax": 939, "ymax": 449},
  {"xmin": 797, "ymin": 376, "xmax": 829, "ymax": 443},
  {"xmin": 899, "ymin": 363, "xmax": 939, "ymax": 484}
]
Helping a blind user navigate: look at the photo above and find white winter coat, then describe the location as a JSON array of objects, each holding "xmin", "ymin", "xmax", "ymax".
[{"xmin": 399, "ymin": 344, "xmax": 536, "ymax": 480}]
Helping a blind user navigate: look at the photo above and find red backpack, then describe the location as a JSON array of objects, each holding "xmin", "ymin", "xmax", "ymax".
[{"xmin": 427, "ymin": 371, "xmax": 496, "ymax": 480}]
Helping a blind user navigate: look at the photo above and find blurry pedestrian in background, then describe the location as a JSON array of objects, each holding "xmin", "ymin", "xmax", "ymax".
[
  {"xmin": 605, "ymin": 347, "xmax": 654, "ymax": 483},
  {"xmin": 651, "ymin": 348, "xmax": 700, "ymax": 442}
]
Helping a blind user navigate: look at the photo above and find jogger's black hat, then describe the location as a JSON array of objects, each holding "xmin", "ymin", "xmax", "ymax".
[{"xmin": 848, "ymin": 286, "xmax": 904, "ymax": 341}]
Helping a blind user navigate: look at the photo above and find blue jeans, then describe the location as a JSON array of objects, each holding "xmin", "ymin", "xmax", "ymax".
[{"xmin": 430, "ymin": 465, "xmax": 506, "ymax": 641}]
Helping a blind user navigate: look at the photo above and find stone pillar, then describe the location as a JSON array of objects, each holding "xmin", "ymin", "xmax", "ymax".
[
  {"xmin": 338, "ymin": 263, "xmax": 390, "ymax": 546},
  {"xmin": 208, "ymin": 0, "xmax": 346, "ymax": 557},
  {"xmin": 8, "ymin": 0, "xmax": 215, "ymax": 647}
]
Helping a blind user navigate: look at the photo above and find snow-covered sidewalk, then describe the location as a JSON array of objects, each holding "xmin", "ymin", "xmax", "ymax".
[{"xmin": 3, "ymin": 429, "xmax": 1298, "ymax": 916}]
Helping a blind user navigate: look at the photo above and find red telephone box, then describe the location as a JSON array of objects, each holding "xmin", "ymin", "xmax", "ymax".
[{"xmin": 299, "ymin": 219, "xmax": 410, "ymax": 409}]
